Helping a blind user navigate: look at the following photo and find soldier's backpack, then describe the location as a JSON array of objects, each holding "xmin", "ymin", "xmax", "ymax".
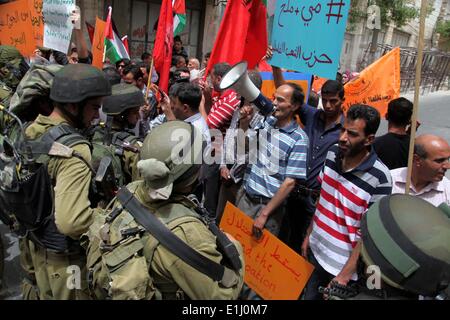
[
  {"xmin": 82, "ymin": 183, "xmax": 243, "ymax": 300},
  {"xmin": 0, "ymin": 119, "xmax": 93, "ymax": 250},
  {"xmin": 88, "ymin": 126, "xmax": 141, "ymax": 206}
]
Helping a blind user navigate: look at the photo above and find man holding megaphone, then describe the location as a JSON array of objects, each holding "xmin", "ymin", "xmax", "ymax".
[{"xmin": 220, "ymin": 61, "xmax": 309, "ymax": 243}]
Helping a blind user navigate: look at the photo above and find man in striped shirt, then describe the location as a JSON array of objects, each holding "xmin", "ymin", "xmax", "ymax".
[
  {"xmin": 301, "ymin": 105, "xmax": 392, "ymax": 300},
  {"xmin": 236, "ymin": 83, "xmax": 309, "ymax": 239},
  {"xmin": 201, "ymin": 62, "xmax": 241, "ymax": 133}
]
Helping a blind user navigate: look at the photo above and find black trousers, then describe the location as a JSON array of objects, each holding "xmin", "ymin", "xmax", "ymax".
[
  {"xmin": 281, "ymin": 194, "xmax": 316, "ymax": 254},
  {"xmin": 303, "ymin": 249, "xmax": 335, "ymax": 300}
]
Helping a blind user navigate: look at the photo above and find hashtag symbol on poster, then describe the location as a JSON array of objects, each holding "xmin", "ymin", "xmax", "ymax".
[{"xmin": 326, "ymin": 0, "xmax": 345, "ymax": 24}]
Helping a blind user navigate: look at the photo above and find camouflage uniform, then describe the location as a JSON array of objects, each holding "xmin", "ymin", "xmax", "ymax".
[
  {"xmin": 84, "ymin": 121, "xmax": 245, "ymax": 300},
  {"xmin": 89, "ymin": 83, "xmax": 144, "ymax": 187},
  {"xmin": 0, "ymin": 45, "xmax": 29, "ymax": 108},
  {"xmin": 21, "ymin": 64, "xmax": 111, "ymax": 299}
]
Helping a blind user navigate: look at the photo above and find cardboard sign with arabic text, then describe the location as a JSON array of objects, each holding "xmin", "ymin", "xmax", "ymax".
[
  {"xmin": 220, "ymin": 202, "xmax": 314, "ymax": 300},
  {"xmin": 0, "ymin": 0, "xmax": 37, "ymax": 56},
  {"xmin": 269, "ymin": 0, "xmax": 350, "ymax": 79}
]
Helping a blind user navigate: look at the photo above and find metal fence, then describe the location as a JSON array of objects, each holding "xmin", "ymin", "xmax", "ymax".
[{"xmin": 359, "ymin": 44, "xmax": 450, "ymax": 93}]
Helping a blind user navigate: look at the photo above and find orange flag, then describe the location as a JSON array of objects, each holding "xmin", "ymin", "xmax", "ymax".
[
  {"xmin": 92, "ymin": 17, "xmax": 106, "ymax": 69},
  {"xmin": 343, "ymin": 47, "xmax": 401, "ymax": 116}
]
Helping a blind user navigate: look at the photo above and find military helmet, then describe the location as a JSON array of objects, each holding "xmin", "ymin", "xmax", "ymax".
[
  {"xmin": 0, "ymin": 45, "xmax": 22, "ymax": 67},
  {"xmin": 102, "ymin": 83, "xmax": 145, "ymax": 115},
  {"xmin": 361, "ymin": 194, "xmax": 450, "ymax": 297},
  {"xmin": 138, "ymin": 121, "xmax": 203, "ymax": 192},
  {"xmin": 50, "ymin": 64, "xmax": 111, "ymax": 103},
  {"xmin": 0, "ymin": 45, "xmax": 28, "ymax": 89}
]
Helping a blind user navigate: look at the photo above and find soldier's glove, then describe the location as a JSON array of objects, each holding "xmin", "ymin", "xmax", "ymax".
[{"xmin": 70, "ymin": 6, "xmax": 81, "ymax": 30}]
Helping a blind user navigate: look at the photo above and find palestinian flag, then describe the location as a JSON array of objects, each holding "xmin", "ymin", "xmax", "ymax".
[
  {"xmin": 172, "ymin": 0, "xmax": 186, "ymax": 36},
  {"xmin": 104, "ymin": 7, "xmax": 130, "ymax": 64}
]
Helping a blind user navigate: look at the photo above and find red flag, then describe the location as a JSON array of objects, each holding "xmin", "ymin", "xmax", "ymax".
[
  {"xmin": 206, "ymin": 0, "xmax": 267, "ymax": 77},
  {"xmin": 86, "ymin": 21, "xmax": 95, "ymax": 45},
  {"xmin": 152, "ymin": 0, "xmax": 174, "ymax": 93}
]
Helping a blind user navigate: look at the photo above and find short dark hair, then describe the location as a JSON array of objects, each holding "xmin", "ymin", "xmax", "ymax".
[
  {"xmin": 123, "ymin": 65, "xmax": 143, "ymax": 81},
  {"xmin": 174, "ymin": 35, "xmax": 182, "ymax": 43},
  {"xmin": 386, "ymin": 97, "xmax": 413, "ymax": 126},
  {"xmin": 175, "ymin": 83, "xmax": 202, "ymax": 112},
  {"xmin": 346, "ymin": 104, "xmax": 380, "ymax": 136},
  {"xmin": 102, "ymin": 66, "xmax": 121, "ymax": 85},
  {"xmin": 322, "ymin": 80, "xmax": 345, "ymax": 99},
  {"xmin": 115, "ymin": 58, "xmax": 130, "ymax": 69},
  {"xmin": 285, "ymin": 82, "xmax": 305, "ymax": 107},
  {"xmin": 141, "ymin": 52, "xmax": 151, "ymax": 60},
  {"xmin": 212, "ymin": 62, "xmax": 231, "ymax": 77},
  {"xmin": 248, "ymin": 70, "xmax": 263, "ymax": 90},
  {"xmin": 205, "ymin": 52, "xmax": 211, "ymax": 59}
]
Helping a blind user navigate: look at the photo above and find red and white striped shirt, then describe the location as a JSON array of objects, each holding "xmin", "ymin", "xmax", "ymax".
[
  {"xmin": 309, "ymin": 145, "xmax": 392, "ymax": 279},
  {"xmin": 207, "ymin": 89, "xmax": 240, "ymax": 133}
]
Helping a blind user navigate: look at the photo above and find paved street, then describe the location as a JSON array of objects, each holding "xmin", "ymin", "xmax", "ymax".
[{"xmin": 0, "ymin": 89, "xmax": 449, "ymax": 300}]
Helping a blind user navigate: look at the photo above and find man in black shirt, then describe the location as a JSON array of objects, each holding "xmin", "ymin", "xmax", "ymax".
[{"xmin": 373, "ymin": 97, "xmax": 413, "ymax": 169}]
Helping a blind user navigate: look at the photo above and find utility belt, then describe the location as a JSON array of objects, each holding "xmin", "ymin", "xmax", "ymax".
[
  {"xmin": 245, "ymin": 192, "xmax": 271, "ymax": 205},
  {"xmin": 31, "ymin": 237, "xmax": 85, "ymax": 259},
  {"xmin": 26, "ymin": 216, "xmax": 83, "ymax": 254}
]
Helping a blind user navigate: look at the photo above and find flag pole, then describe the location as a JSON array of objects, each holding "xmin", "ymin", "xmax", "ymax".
[
  {"xmin": 405, "ymin": 0, "xmax": 428, "ymax": 194},
  {"xmin": 102, "ymin": 6, "xmax": 112, "ymax": 64},
  {"xmin": 145, "ymin": 58, "xmax": 155, "ymax": 100}
]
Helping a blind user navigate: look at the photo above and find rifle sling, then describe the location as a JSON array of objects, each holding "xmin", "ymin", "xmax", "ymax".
[{"xmin": 117, "ymin": 187, "xmax": 226, "ymax": 282}]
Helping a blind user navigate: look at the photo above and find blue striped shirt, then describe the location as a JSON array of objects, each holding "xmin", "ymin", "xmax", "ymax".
[{"xmin": 244, "ymin": 116, "xmax": 309, "ymax": 198}]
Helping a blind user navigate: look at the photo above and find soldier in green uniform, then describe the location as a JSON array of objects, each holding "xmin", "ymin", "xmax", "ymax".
[
  {"xmin": 83, "ymin": 121, "xmax": 245, "ymax": 300},
  {"xmin": 0, "ymin": 45, "xmax": 29, "ymax": 140},
  {"xmin": 321, "ymin": 194, "xmax": 450, "ymax": 300},
  {"xmin": 0, "ymin": 64, "xmax": 111, "ymax": 300},
  {"xmin": 2, "ymin": 63, "xmax": 63, "ymax": 299},
  {"xmin": 89, "ymin": 83, "xmax": 144, "ymax": 188},
  {"xmin": 0, "ymin": 45, "xmax": 29, "ymax": 107}
]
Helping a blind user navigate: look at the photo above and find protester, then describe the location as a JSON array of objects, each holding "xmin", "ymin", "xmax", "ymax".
[
  {"xmin": 301, "ymin": 104, "xmax": 392, "ymax": 300},
  {"xmin": 216, "ymin": 70, "xmax": 264, "ymax": 222},
  {"xmin": 373, "ymin": 97, "xmax": 413, "ymax": 169},
  {"xmin": 198, "ymin": 62, "xmax": 241, "ymax": 218},
  {"xmin": 172, "ymin": 35, "xmax": 188, "ymax": 65},
  {"xmin": 391, "ymin": 134, "xmax": 450, "ymax": 206}
]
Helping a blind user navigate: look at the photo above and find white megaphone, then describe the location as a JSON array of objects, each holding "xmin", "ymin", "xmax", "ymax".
[{"xmin": 219, "ymin": 61, "xmax": 275, "ymax": 116}]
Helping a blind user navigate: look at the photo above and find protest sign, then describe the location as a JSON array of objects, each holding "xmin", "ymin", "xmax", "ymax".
[
  {"xmin": 0, "ymin": 0, "xmax": 36, "ymax": 56},
  {"xmin": 92, "ymin": 17, "xmax": 106, "ymax": 69},
  {"xmin": 260, "ymin": 71, "xmax": 311, "ymax": 102},
  {"xmin": 29, "ymin": 0, "xmax": 44, "ymax": 49},
  {"xmin": 42, "ymin": 0, "xmax": 75, "ymax": 53},
  {"xmin": 344, "ymin": 47, "xmax": 401, "ymax": 116},
  {"xmin": 270, "ymin": 0, "xmax": 350, "ymax": 79},
  {"xmin": 220, "ymin": 202, "xmax": 314, "ymax": 300}
]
